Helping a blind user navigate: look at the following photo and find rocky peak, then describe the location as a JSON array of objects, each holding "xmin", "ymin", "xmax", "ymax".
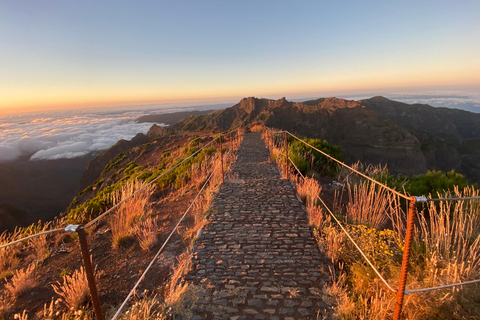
[
  {"xmin": 147, "ymin": 124, "xmax": 167, "ymax": 138},
  {"xmin": 272, "ymin": 97, "xmax": 294, "ymax": 109},
  {"xmin": 234, "ymin": 97, "xmax": 275, "ymax": 114}
]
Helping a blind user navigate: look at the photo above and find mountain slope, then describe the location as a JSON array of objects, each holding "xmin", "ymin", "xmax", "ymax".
[{"xmin": 175, "ymin": 96, "xmax": 480, "ymax": 182}]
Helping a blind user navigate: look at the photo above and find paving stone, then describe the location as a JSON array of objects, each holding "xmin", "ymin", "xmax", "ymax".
[
  {"xmin": 247, "ymin": 299, "xmax": 263, "ymax": 308},
  {"xmin": 184, "ymin": 133, "xmax": 333, "ymax": 319}
]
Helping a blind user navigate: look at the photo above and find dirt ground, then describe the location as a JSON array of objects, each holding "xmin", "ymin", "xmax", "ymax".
[
  {"xmin": 0, "ymin": 130, "xmax": 225, "ymax": 319},
  {"xmin": 0, "ymin": 186, "xmax": 201, "ymax": 319}
]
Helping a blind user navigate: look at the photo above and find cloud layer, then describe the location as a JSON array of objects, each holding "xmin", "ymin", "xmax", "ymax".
[
  {"xmin": 2, "ymin": 93, "xmax": 478, "ymax": 163},
  {"xmin": 0, "ymin": 107, "xmax": 165, "ymax": 162}
]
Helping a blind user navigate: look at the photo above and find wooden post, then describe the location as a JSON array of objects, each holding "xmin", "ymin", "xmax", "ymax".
[
  {"xmin": 219, "ymin": 135, "xmax": 224, "ymax": 184},
  {"xmin": 393, "ymin": 197, "xmax": 417, "ymax": 320},
  {"xmin": 284, "ymin": 131, "xmax": 289, "ymax": 180},
  {"xmin": 76, "ymin": 226, "xmax": 104, "ymax": 320}
]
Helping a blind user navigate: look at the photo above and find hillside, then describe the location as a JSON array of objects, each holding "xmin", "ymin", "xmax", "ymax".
[
  {"xmin": 2, "ymin": 108, "xmax": 479, "ymax": 319},
  {"xmin": 0, "ymin": 156, "xmax": 95, "ymax": 231},
  {"xmin": 176, "ymin": 96, "xmax": 480, "ymax": 182}
]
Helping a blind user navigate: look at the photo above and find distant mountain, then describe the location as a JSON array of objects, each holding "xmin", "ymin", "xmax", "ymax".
[
  {"xmin": 136, "ymin": 109, "xmax": 215, "ymax": 125},
  {"xmin": 175, "ymin": 96, "xmax": 480, "ymax": 183}
]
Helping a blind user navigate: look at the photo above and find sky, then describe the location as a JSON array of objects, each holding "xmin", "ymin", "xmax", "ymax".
[{"xmin": 1, "ymin": 0, "xmax": 480, "ymax": 114}]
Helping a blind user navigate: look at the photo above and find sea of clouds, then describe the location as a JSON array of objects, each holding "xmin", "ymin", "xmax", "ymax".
[
  {"xmin": 339, "ymin": 91, "xmax": 480, "ymax": 113},
  {"xmin": 0, "ymin": 103, "xmax": 220, "ymax": 163},
  {"xmin": 2, "ymin": 92, "xmax": 479, "ymax": 163}
]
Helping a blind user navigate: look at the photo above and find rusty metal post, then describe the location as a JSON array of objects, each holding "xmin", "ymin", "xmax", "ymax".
[
  {"xmin": 284, "ymin": 131, "xmax": 289, "ymax": 180},
  {"xmin": 76, "ymin": 226, "xmax": 104, "ymax": 320},
  {"xmin": 219, "ymin": 135, "xmax": 224, "ymax": 183},
  {"xmin": 393, "ymin": 197, "xmax": 417, "ymax": 320},
  {"xmin": 230, "ymin": 132, "xmax": 234, "ymax": 153},
  {"xmin": 237, "ymin": 128, "xmax": 240, "ymax": 148}
]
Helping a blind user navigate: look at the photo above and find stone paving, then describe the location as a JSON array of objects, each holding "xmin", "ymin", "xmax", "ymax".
[{"xmin": 185, "ymin": 132, "xmax": 333, "ymax": 320}]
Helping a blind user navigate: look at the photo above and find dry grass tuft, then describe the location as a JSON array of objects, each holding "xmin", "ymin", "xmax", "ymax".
[
  {"xmin": 133, "ymin": 217, "xmax": 159, "ymax": 252},
  {"xmin": 250, "ymin": 124, "xmax": 263, "ymax": 133},
  {"xmin": 110, "ymin": 180, "xmax": 155, "ymax": 248},
  {"xmin": 418, "ymin": 186, "xmax": 480, "ymax": 279},
  {"xmin": 52, "ymin": 266, "xmax": 90, "ymax": 310},
  {"xmin": 31, "ymin": 234, "xmax": 50, "ymax": 262},
  {"xmin": 117, "ymin": 294, "xmax": 164, "ymax": 320},
  {"xmin": 0, "ymin": 229, "xmax": 22, "ymax": 279},
  {"xmin": 307, "ymin": 205, "xmax": 330, "ymax": 231},
  {"xmin": 13, "ymin": 310, "xmax": 28, "ymax": 320},
  {"xmin": 295, "ymin": 175, "xmax": 322, "ymax": 207},
  {"xmin": 345, "ymin": 181, "xmax": 389, "ymax": 229},
  {"xmin": 5, "ymin": 263, "xmax": 37, "ymax": 298}
]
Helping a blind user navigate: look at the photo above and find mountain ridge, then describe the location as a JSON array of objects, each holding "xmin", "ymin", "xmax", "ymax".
[{"xmin": 175, "ymin": 96, "xmax": 480, "ymax": 182}]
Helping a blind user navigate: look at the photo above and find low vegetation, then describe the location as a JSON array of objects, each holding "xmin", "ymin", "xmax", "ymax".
[
  {"xmin": 5, "ymin": 263, "xmax": 37, "ymax": 299},
  {"xmin": 376, "ymin": 169, "xmax": 478, "ymax": 197},
  {"xmin": 51, "ymin": 267, "xmax": 90, "ymax": 310},
  {"xmin": 0, "ymin": 129, "xmax": 239, "ymax": 319},
  {"xmin": 260, "ymin": 128, "xmax": 480, "ymax": 318},
  {"xmin": 285, "ymin": 140, "xmax": 480, "ymax": 319}
]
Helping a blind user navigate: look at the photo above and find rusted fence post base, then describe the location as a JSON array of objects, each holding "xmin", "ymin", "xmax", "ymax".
[
  {"xmin": 67, "ymin": 225, "xmax": 104, "ymax": 320},
  {"xmin": 393, "ymin": 197, "xmax": 417, "ymax": 320}
]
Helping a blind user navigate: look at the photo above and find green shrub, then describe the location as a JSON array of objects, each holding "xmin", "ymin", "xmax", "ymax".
[
  {"xmin": 376, "ymin": 169, "xmax": 478, "ymax": 197},
  {"xmin": 288, "ymin": 137, "xmax": 343, "ymax": 176}
]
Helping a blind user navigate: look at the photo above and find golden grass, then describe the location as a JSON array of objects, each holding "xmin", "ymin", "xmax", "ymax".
[
  {"xmin": 294, "ymin": 175, "xmax": 322, "ymax": 207},
  {"xmin": 117, "ymin": 294, "xmax": 164, "ymax": 320},
  {"xmin": 345, "ymin": 181, "xmax": 389, "ymax": 229},
  {"xmin": 289, "ymin": 156, "xmax": 480, "ymax": 319},
  {"xmin": 133, "ymin": 217, "xmax": 159, "ymax": 252},
  {"xmin": 52, "ymin": 266, "xmax": 90, "ymax": 310},
  {"xmin": 250, "ymin": 124, "xmax": 263, "ymax": 133},
  {"xmin": 110, "ymin": 180, "xmax": 155, "ymax": 248},
  {"xmin": 5, "ymin": 263, "xmax": 37, "ymax": 298},
  {"xmin": 418, "ymin": 186, "xmax": 480, "ymax": 279},
  {"xmin": 30, "ymin": 234, "xmax": 50, "ymax": 262},
  {"xmin": 164, "ymin": 253, "xmax": 197, "ymax": 318},
  {"xmin": 13, "ymin": 310, "xmax": 28, "ymax": 320},
  {"xmin": 0, "ymin": 228, "xmax": 22, "ymax": 279}
]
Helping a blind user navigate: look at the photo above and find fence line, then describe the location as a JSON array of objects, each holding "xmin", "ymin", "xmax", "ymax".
[
  {"xmin": 0, "ymin": 126, "xmax": 243, "ymax": 250},
  {"xmin": 424, "ymin": 196, "xmax": 480, "ymax": 202},
  {"xmin": 110, "ymin": 155, "xmax": 224, "ymax": 320},
  {"xmin": 286, "ymin": 131, "xmax": 411, "ymax": 201},
  {"xmin": 86, "ymin": 125, "xmax": 242, "ymax": 228},
  {"xmin": 286, "ymin": 149, "xmax": 397, "ymax": 293},
  {"xmin": 0, "ymin": 125, "xmax": 244, "ymax": 319},
  {"xmin": 263, "ymin": 125, "xmax": 480, "ymax": 318},
  {"xmin": 0, "ymin": 228, "xmax": 65, "ymax": 250}
]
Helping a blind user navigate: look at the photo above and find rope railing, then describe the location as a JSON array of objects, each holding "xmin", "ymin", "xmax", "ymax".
[
  {"xmin": 287, "ymin": 151, "xmax": 397, "ymax": 293},
  {"xmin": 110, "ymin": 155, "xmax": 224, "ymax": 320},
  {"xmin": 0, "ymin": 125, "xmax": 243, "ymax": 250},
  {"xmin": 405, "ymin": 279, "xmax": 480, "ymax": 294},
  {"xmin": 0, "ymin": 125, "xmax": 244, "ymax": 320},
  {"xmin": 286, "ymin": 131, "xmax": 411, "ymax": 201},
  {"xmin": 0, "ymin": 228, "xmax": 66, "ymax": 250},
  {"xmin": 422, "ymin": 196, "xmax": 480, "ymax": 202},
  {"xmin": 261, "ymin": 124, "xmax": 480, "ymax": 319}
]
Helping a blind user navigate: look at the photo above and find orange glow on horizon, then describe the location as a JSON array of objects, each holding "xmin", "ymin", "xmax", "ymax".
[{"xmin": 1, "ymin": 72, "xmax": 479, "ymax": 115}]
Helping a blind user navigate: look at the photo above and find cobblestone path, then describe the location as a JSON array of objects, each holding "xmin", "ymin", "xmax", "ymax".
[{"xmin": 185, "ymin": 132, "xmax": 332, "ymax": 320}]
